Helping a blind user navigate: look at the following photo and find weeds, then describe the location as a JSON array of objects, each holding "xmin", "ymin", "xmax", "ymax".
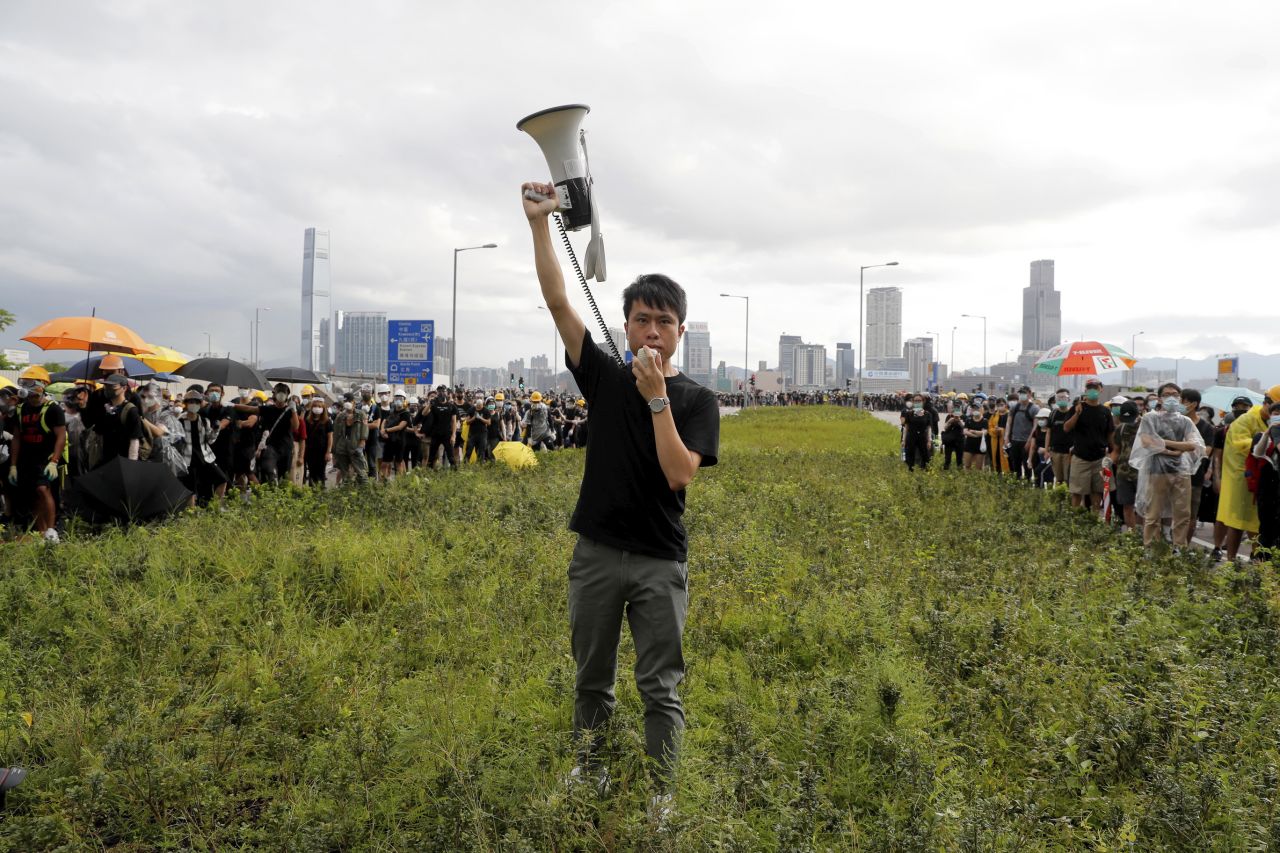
[{"xmin": 0, "ymin": 406, "xmax": 1277, "ymax": 850}]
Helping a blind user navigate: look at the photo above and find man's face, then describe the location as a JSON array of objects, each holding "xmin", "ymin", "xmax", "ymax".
[{"xmin": 624, "ymin": 299, "xmax": 683, "ymax": 362}]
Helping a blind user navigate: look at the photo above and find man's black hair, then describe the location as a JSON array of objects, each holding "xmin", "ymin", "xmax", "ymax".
[
  {"xmin": 1056, "ymin": 387, "xmax": 1070, "ymax": 395},
  {"xmin": 622, "ymin": 273, "xmax": 687, "ymax": 324},
  {"xmin": 186, "ymin": 383, "xmax": 205, "ymax": 394},
  {"xmin": 1157, "ymin": 381, "xmax": 1181, "ymax": 396},
  {"xmin": 1180, "ymin": 388, "xmax": 1202, "ymax": 405}
]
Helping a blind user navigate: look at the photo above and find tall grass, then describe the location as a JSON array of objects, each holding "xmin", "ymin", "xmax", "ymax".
[{"xmin": 2, "ymin": 406, "xmax": 1278, "ymax": 850}]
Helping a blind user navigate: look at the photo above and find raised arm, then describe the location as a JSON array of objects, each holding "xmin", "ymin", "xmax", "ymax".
[{"xmin": 524, "ymin": 181, "xmax": 587, "ymax": 367}]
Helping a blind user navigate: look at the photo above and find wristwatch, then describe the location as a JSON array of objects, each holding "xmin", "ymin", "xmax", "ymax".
[{"xmin": 648, "ymin": 396, "xmax": 670, "ymax": 414}]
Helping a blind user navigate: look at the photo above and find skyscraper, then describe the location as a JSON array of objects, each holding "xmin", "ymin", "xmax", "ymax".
[
  {"xmin": 865, "ymin": 287, "xmax": 902, "ymax": 367},
  {"xmin": 300, "ymin": 228, "xmax": 331, "ymax": 371},
  {"xmin": 792, "ymin": 344, "xmax": 828, "ymax": 388},
  {"xmin": 333, "ymin": 310, "xmax": 387, "ymax": 375},
  {"xmin": 778, "ymin": 334, "xmax": 802, "ymax": 381},
  {"xmin": 318, "ymin": 317, "xmax": 330, "ymax": 373},
  {"xmin": 835, "ymin": 342, "xmax": 856, "ymax": 386},
  {"xmin": 681, "ymin": 322, "xmax": 713, "ymax": 388},
  {"xmin": 1022, "ymin": 259, "xmax": 1062, "ymax": 353},
  {"xmin": 904, "ymin": 337, "xmax": 934, "ymax": 391}
]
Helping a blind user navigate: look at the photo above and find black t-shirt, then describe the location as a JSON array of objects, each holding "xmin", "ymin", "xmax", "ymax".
[
  {"xmin": 1068, "ymin": 403, "xmax": 1113, "ymax": 461},
  {"xmin": 96, "ymin": 399, "xmax": 143, "ymax": 464},
  {"xmin": 233, "ymin": 406, "xmax": 260, "ymax": 455},
  {"xmin": 203, "ymin": 403, "xmax": 234, "ymax": 455},
  {"xmin": 382, "ymin": 409, "xmax": 409, "ymax": 443},
  {"xmin": 941, "ymin": 413, "xmax": 964, "ymax": 441},
  {"xmin": 484, "ymin": 406, "xmax": 502, "ymax": 439},
  {"xmin": 903, "ymin": 409, "xmax": 933, "ymax": 436},
  {"xmin": 567, "ymin": 331, "xmax": 719, "ymax": 561},
  {"xmin": 1048, "ymin": 407, "xmax": 1075, "ymax": 453},
  {"xmin": 963, "ymin": 415, "xmax": 987, "ymax": 453},
  {"xmin": 304, "ymin": 418, "xmax": 331, "ymax": 453},
  {"xmin": 428, "ymin": 400, "xmax": 457, "ymax": 437},
  {"xmin": 256, "ymin": 404, "xmax": 295, "ymax": 452},
  {"xmin": 17, "ymin": 399, "xmax": 66, "ymax": 468}
]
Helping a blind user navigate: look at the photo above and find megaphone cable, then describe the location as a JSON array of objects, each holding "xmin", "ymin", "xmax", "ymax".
[{"xmin": 552, "ymin": 211, "xmax": 625, "ymax": 367}]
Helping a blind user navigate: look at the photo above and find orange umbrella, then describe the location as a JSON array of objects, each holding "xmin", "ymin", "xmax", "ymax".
[{"xmin": 21, "ymin": 316, "xmax": 153, "ymax": 355}]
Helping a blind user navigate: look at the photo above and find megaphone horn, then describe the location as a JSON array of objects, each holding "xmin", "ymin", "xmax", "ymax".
[
  {"xmin": 518, "ymin": 104, "xmax": 605, "ymax": 283},
  {"xmin": 517, "ymin": 104, "xmax": 592, "ymax": 230}
]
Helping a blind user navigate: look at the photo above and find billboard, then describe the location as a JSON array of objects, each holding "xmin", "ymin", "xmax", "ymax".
[
  {"xmin": 387, "ymin": 320, "xmax": 434, "ymax": 387},
  {"xmin": 1216, "ymin": 354, "xmax": 1239, "ymax": 387}
]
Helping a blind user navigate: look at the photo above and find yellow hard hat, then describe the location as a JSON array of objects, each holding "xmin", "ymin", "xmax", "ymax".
[
  {"xmin": 576, "ymin": 398, "xmax": 585, "ymax": 406},
  {"xmin": 252, "ymin": 389, "xmax": 267, "ymax": 402},
  {"xmin": 19, "ymin": 365, "xmax": 51, "ymax": 383},
  {"xmin": 301, "ymin": 384, "xmax": 315, "ymax": 396},
  {"xmin": 99, "ymin": 354, "xmax": 125, "ymax": 371},
  {"xmin": 530, "ymin": 391, "xmax": 542, "ymax": 402},
  {"xmin": 1267, "ymin": 385, "xmax": 1280, "ymax": 404},
  {"xmin": 494, "ymin": 392, "xmax": 504, "ymax": 401}
]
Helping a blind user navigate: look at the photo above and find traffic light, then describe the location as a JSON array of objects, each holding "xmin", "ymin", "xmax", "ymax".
[
  {"xmin": 510, "ymin": 373, "xmax": 515, "ymax": 383},
  {"xmin": 518, "ymin": 376, "xmax": 525, "ymax": 391},
  {"xmin": 749, "ymin": 373, "xmax": 756, "ymax": 388},
  {"xmin": 845, "ymin": 378, "xmax": 851, "ymax": 388}
]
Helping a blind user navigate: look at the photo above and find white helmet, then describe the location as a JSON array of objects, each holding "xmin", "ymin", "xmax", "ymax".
[{"xmin": 375, "ymin": 383, "xmax": 392, "ymax": 395}]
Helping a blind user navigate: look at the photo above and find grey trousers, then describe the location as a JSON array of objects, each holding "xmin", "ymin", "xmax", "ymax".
[{"xmin": 568, "ymin": 536, "xmax": 688, "ymax": 778}]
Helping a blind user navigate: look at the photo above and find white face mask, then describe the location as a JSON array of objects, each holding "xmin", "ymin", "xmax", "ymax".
[
  {"xmin": 186, "ymin": 402, "xmax": 201, "ymax": 414},
  {"xmin": 343, "ymin": 402, "xmax": 354, "ymax": 412},
  {"xmin": 275, "ymin": 392, "xmax": 288, "ymax": 403},
  {"xmin": 311, "ymin": 406, "xmax": 324, "ymax": 415}
]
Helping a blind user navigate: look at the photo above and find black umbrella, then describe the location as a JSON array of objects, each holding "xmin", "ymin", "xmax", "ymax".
[
  {"xmin": 66, "ymin": 458, "xmax": 193, "ymax": 523},
  {"xmin": 50, "ymin": 354, "xmax": 155, "ymax": 383},
  {"xmin": 175, "ymin": 357, "xmax": 268, "ymax": 390},
  {"xmin": 265, "ymin": 366, "xmax": 328, "ymax": 383}
]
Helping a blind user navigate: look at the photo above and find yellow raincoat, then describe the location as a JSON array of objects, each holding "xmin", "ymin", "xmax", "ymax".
[{"xmin": 1218, "ymin": 404, "xmax": 1266, "ymax": 532}]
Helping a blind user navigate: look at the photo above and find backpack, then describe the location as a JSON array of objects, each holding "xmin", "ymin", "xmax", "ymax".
[
  {"xmin": 1114, "ymin": 421, "xmax": 1139, "ymax": 482},
  {"xmin": 121, "ymin": 402, "xmax": 154, "ymax": 462}
]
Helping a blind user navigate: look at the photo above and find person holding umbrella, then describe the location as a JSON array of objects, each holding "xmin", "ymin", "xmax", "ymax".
[{"xmin": 7, "ymin": 375, "xmax": 66, "ymax": 542}]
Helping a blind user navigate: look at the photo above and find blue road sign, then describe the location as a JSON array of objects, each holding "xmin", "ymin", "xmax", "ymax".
[{"xmin": 387, "ymin": 320, "xmax": 434, "ymax": 387}]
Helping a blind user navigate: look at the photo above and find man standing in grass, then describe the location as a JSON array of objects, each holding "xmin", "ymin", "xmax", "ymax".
[{"xmin": 522, "ymin": 181, "xmax": 720, "ymax": 805}]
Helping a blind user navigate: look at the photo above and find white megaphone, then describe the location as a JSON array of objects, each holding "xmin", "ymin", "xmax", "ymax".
[{"xmin": 517, "ymin": 104, "xmax": 606, "ymax": 282}]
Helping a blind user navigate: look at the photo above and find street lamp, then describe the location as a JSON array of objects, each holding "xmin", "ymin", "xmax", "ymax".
[
  {"xmin": 720, "ymin": 293, "xmax": 749, "ymax": 407},
  {"xmin": 950, "ymin": 325, "xmax": 957, "ymax": 382},
  {"xmin": 202, "ymin": 331, "xmax": 212, "ymax": 357},
  {"xmin": 538, "ymin": 305, "xmax": 559, "ymax": 390},
  {"xmin": 452, "ymin": 243, "xmax": 498, "ymax": 382},
  {"xmin": 857, "ymin": 262, "xmax": 899, "ymax": 409},
  {"xmin": 926, "ymin": 330, "xmax": 940, "ymax": 391},
  {"xmin": 254, "ymin": 307, "xmax": 271, "ymax": 367},
  {"xmin": 961, "ymin": 313, "xmax": 987, "ymax": 383},
  {"xmin": 1130, "ymin": 330, "xmax": 1144, "ymax": 388}
]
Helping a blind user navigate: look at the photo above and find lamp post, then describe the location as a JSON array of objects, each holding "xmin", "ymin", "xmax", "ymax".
[
  {"xmin": 1130, "ymin": 330, "xmax": 1144, "ymax": 388},
  {"xmin": 720, "ymin": 293, "xmax": 749, "ymax": 407},
  {"xmin": 961, "ymin": 314, "xmax": 987, "ymax": 382},
  {"xmin": 857, "ymin": 262, "xmax": 899, "ymax": 409},
  {"xmin": 538, "ymin": 305, "xmax": 559, "ymax": 390},
  {"xmin": 950, "ymin": 325, "xmax": 957, "ymax": 382},
  {"xmin": 202, "ymin": 331, "xmax": 212, "ymax": 357},
  {"xmin": 254, "ymin": 307, "xmax": 271, "ymax": 367},
  {"xmin": 926, "ymin": 330, "xmax": 940, "ymax": 392},
  {"xmin": 452, "ymin": 243, "xmax": 498, "ymax": 382}
]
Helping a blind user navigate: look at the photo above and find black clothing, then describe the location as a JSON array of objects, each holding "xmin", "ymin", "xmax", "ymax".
[
  {"xmin": 1191, "ymin": 418, "xmax": 1214, "ymax": 488},
  {"xmin": 1048, "ymin": 407, "xmax": 1074, "ymax": 453},
  {"xmin": 95, "ymin": 399, "xmax": 143, "ymax": 466},
  {"xmin": 428, "ymin": 400, "xmax": 457, "ymax": 438},
  {"xmin": 16, "ymin": 399, "xmax": 65, "ymax": 470},
  {"xmin": 962, "ymin": 415, "xmax": 987, "ymax": 454},
  {"xmin": 1067, "ymin": 404, "xmax": 1113, "ymax": 462},
  {"xmin": 567, "ymin": 332, "xmax": 719, "ymax": 562},
  {"xmin": 256, "ymin": 404, "xmax": 296, "ymax": 453}
]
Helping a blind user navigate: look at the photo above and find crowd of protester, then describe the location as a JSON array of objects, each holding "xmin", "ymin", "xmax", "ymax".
[
  {"xmin": 1, "ymin": 362, "xmax": 590, "ymax": 542},
  {"xmin": 889, "ymin": 382, "xmax": 1280, "ymax": 563}
]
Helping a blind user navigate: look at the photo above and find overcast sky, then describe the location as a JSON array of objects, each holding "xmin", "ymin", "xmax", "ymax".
[{"xmin": 2, "ymin": 0, "xmax": 1278, "ymax": 377}]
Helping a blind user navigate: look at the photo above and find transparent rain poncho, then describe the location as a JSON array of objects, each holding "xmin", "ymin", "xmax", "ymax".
[{"xmin": 1128, "ymin": 409, "xmax": 1205, "ymax": 518}]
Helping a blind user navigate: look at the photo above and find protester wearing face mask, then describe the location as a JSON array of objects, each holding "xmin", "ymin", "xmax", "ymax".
[
  {"xmin": 1109, "ymin": 401, "xmax": 1143, "ymax": 533},
  {"xmin": 331, "ymin": 395, "xmax": 368, "ymax": 484},
  {"xmin": 1250, "ymin": 390, "xmax": 1280, "ymax": 559},
  {"xmin": 464, "ymin": 395, "xmax": 494, "ymax": 464},
  {"xmin": 1128, "ymin": 383, "xmax": 1204, "ymax": 549},
  {"xmin": 1064, "ymin": 378, "xmax": 1115, "ymax": 513},
  {"xmin": 6, "ymin": 378, "xmax": 66, "ymax": 541},
  {"xmin": 0, "ymin": 387, "xmax": 18, "ymax": 524},
  {"xmin": 303, "ymin": 397, "xmax": 333, "ymax": 487},
  {"xmin": 60, "ymin": 384, "xmax": 91, "ymax": 481},
  {"xmin": 901, "ymin": 394, "xmax": 934, "ymax": 471},
  {"xmin": 95, "ymin": 374, "xmax": 143, "ymax": 466},
  {"xmin": 1218, "ymin": 387, "xmax": 1280, "ymax": 562},
  {"xmin": 988, "ymin": 398, "xmax": 1011, "ymax": 474},
  {"xmin": 1046, "ymin": 389, "xmax": 1076, "ymax": 486},
  {"xmin": 138, "ymin": 382, "xmax": 186, "ymax": 476},
  {"xmin": 962, "ymin": 405, "xmax": 988, "ymax": 470},
  {"xmin": 1180, "ymin": 389, "xmax": 1215, "ymax": 540},
  {"xmin": 174, "ymin": 390, "xmax": 226, "ymax": 506},
  {"xmin": 254, "ymin": 383, "xmax": 301, "ymax": 485},
  {"xmin": 379, "ymin": 390, "xmax": 410, "ymax": 479}
]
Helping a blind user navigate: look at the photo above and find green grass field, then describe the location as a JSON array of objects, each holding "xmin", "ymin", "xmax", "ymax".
[{"xmin": 3, "ymin": 407, "xmax": 1280, "ymax": 850}]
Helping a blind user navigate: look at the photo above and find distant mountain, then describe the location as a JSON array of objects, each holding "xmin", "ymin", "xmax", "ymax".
[{"xmin": 1136, "ymin": 352, "xmax": 1280, "ymax": 389}]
